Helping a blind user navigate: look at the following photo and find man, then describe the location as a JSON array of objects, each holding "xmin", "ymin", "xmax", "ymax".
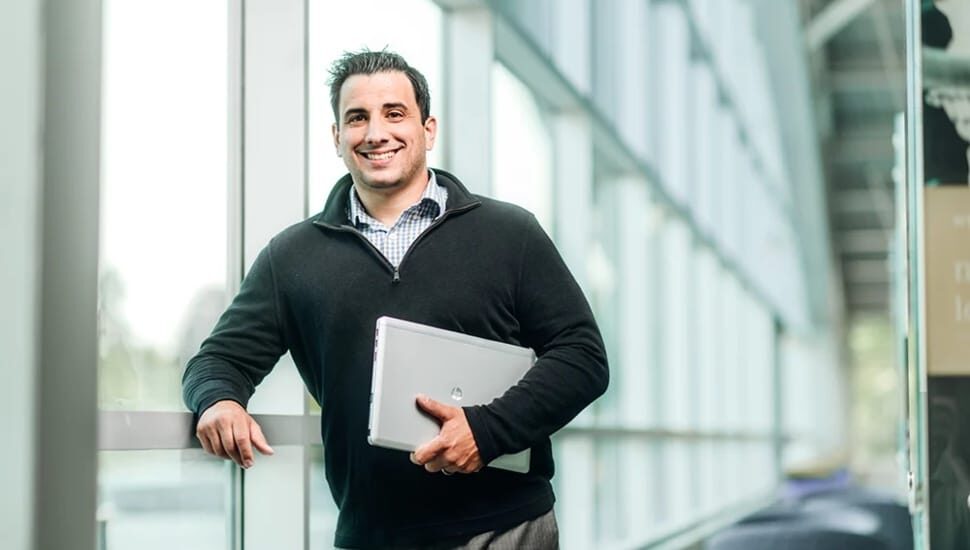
[{"xmin": 182, "ymin": 49, "xmax": 608, "ymax": 549}]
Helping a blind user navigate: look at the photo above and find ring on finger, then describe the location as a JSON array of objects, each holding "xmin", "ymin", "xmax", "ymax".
[{"xmin": 442, "ymin": 469, "xmax": 454, "ymax": 476}]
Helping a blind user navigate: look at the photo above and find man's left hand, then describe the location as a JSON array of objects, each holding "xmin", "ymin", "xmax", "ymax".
[{"xmin": 410, "ymin": 394, "xmax": 484, "ymax": 475}]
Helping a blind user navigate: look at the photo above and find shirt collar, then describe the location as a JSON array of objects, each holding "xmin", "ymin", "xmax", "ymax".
[{"xmin": 347, "ymin": 169, "xmax": 446, "ymax": 228}]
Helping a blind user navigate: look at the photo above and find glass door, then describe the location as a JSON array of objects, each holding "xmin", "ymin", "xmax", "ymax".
[{"xmin": 905, "ymin": 1, "xmax": 970, "ymax": 547}]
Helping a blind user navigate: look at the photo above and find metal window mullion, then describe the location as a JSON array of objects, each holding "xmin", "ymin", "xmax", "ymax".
[
  {"xmin": 240, "ymin": 0, "xmax": 309, "ymax": 548},
  {"xmin": 227, "ymin": 2, "xmax": 245, "ymax": 547},
  {"xmin": 228, "ymin": 0, "xmax": 245, "ymax": 297},
  {"xmin": 35, "ymin": 2, "xmax": 103, "ymax": 550},
  {"xmin": 904, "ymin": 0, "xmax": 928, "ymax": 543}
]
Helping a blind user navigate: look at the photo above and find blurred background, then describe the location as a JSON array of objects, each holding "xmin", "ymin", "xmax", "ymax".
[{"xmin": 4, "ymin": 0, "xmax": 930, "ymax": 549}]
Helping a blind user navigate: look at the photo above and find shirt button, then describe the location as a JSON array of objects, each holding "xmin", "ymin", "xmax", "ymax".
[{"xmin": 388, "ymin": 233, "xmax": 398, "ymax": 241}]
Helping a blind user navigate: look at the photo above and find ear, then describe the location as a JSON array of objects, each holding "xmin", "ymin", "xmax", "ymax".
[
  {"xmin": 332, "ymin": 122, "xmax": 342, "ymax": 157},
  {"xmin": 423, "ymin": 116, "xmax": 438, "ymax": 151}
]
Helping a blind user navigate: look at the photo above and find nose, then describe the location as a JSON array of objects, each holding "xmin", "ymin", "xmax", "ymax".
[{"xmin": 364, "ymin": 118, "xmax": 390, "ymax": 144}]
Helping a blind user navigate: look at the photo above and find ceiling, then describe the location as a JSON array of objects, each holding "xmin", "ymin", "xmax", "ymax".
[{"xmin": 797, "ymin": 0, "xmax": 906, "ymax": 319}]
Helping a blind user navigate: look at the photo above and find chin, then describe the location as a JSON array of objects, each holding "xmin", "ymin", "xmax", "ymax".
[{"xmin": 358, "ymin": 175, "xmax": 404, "ymax": 190}]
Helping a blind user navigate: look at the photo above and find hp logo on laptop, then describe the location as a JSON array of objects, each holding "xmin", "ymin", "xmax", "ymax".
[{"xmin": 450, "ymin": 387, "xmax": 463, "ymax": 401}]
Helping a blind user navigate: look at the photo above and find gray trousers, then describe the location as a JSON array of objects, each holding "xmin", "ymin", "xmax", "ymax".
[{"xmin": 374, "ymin": 509, "xmax": 560, "ymax": 550}]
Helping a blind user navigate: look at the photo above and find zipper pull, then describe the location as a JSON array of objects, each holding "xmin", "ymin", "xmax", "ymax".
[{"xmin": 392, "ymin": 268, "xmax": 400, "ymax": 283}]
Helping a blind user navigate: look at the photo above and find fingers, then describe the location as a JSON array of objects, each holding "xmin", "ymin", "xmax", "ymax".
[
  {"xmin": 249, "ymin": 420, "xmax": 275, "ymax": 456},
  {"xmin": 415, "ymin": 394, "xmax": 455, "ymax": 422},
  {"xmin": 413, "ymin": 437, "xmax": 446, "ymax": 465},
  {"xmin": 197, "ymin": 423, "xmax": 228, "ymax": 459},
  {"xmin": 410, "ymin": 403, "xmax": 483, "ymax": 475},
  {"xmin": 423, "ymin": 455, "xmax": 449, "ymax": 474},
  {"xmin": 411, "ymin": 443, "xmax": 477, "ymax": 474},
  {"xmin": 234, "ymin": 422, "xmax": 255, "ymax": 469},
  {"xmin": 412, "ymin": 439, "xmax": 453, "ymax": 473},
  {"xmin": 218, "ymin": 422, "xmax": 244, "ymax": 467},
  {"xmin": 195, "ymin": 401, "xmax": 273, "ymax": 469},
  {"xmin": 424, "ymin": 455, "xmax": 470, "ymax": 475},
  {"xmin": 197, "ymin": 429, "xmax": 216, "ymax": 456}
]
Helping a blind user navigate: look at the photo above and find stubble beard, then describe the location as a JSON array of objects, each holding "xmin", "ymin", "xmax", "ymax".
[{"xmin": 353, "ymin": 156, "xmax": 427, "ymax": 197}]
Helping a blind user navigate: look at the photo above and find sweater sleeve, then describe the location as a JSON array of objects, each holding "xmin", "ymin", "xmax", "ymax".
[
  {"xmin": 463, "ymin": 215, "xmax": 609, "ymax": 464},
  {"xmin": 182, "ymin": 243, "xmax": 288, "ymax": 416}
]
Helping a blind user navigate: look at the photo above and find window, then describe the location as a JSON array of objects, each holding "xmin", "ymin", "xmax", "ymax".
[
  {"xmin": 97, "ymin": 450, "xmax": 229, "ymax": 550},
  {"xmin": 97, "ymin": 2, "xmax": 234, "ymax": 546},
  {"xmin": 98, "ymin": 0, "xmax": 228, "ymax": 411}
]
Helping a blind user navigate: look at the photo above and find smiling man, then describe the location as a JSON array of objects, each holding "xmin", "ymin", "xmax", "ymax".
[{"xmin": 182, "ymin": 49, "xmax": 609, "ymax": 549}]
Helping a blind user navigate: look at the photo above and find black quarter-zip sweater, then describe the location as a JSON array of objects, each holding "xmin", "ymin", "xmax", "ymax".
[{"xmin": 183, "ymin": 170, "xmax": 609, "ymax": 548}]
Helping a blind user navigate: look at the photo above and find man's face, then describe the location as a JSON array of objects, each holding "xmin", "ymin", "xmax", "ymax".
[{"xmin": 332, "ymin": 71, "xmax": 437, "ymax": 193}]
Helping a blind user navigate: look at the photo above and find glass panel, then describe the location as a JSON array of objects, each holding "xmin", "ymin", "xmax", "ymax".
[
  {"xmin": 660, "ymin": 219, "xmax": 691, "ymax": 430},
  {"xmin": 594, "ymin": 438, "xmax": 622, "ymax": 544},
  {"xmin": 308, "ymin": 446, "xmax": 340, "ymax": 548},
  {"xmin": 696, "ymin": 247, "xmax": 719, "ymax": 433},
  {"xmin": 619, "ymin": 438, "xmax": 655, "ymax": 543},
  {"xmin": 661, "ymin": 440, "xmax": 693, "ymax": 529},
  {"xmin": 721, "ymin": 276, "xmax": 743, "ymax": 433},
  {"xmin": 617, "ymin": 187, "xmax": 658, "ymax": 428},
  {"xmin": 714, "ymin": 108, "xmax": 737, "ymax": 253},
  {"xmin": 97, "ymin": 450, "xmax": 229, "ymax": 550},
  {"xmin": 98, "ymin": 0, "xmax": 228, "ymax": 411},
  {"xmin": 699, "ymin": 439, "xmax": 719, "ymax": 513},
  {"xmin": 690, "ymin": 62, "xmax": 718, "ymax": 236},
  {"xmin": 653, "ymin": 2, "xmax": 690, "ymax": 203},
  {"xmin": 491, "ymin": 61, "xmax": 554, "ymax": 233},
  {"xmin": 307, "ymin": 0, "xmax": 444, "ymax": 213},
  {"xmin": 553, "ymin": 435, "xmax": 595, "ymax": 550},
  {"xmin": 918, "ymin": 2, "xmax": 970, "ymax": 547},
  {"xmin": 587, "ymin": 176, "xmax": 620, "ymax": 423},
  {"xmin": 747, "ymin": 295, "xmax": 774, "ymax": 435}
]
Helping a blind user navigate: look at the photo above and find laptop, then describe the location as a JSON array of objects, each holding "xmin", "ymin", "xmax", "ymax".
[{"xmin": 367, "ymin": 316, "xmax": 534, "ymax": 473}]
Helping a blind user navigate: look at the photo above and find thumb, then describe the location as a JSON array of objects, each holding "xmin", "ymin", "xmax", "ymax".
[
  {"xmin": 416, "ymin": 394, "xmax": 454, "ymax": 421},
  {"xmin": 249, "ymin": 419, "xmax": 275, "ymax": 456}
]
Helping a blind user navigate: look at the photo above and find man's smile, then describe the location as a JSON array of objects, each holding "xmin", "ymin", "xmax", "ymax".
[{"xmin": 359, "ymin": 148, "xmax": 402, "ymax": 161}]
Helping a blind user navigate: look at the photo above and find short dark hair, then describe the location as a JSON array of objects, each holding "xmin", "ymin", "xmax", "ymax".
[{"xmin": 327, "ymin": 48, "xmax": 431, "ymax": 125}]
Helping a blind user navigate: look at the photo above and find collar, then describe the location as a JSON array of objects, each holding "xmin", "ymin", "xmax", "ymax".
[
  {"xmin": 313, "ymin": 168, "xmax": 481, "ymax": 229},
  {"xmin": 347, "ymin": 170, "xmax": 447, "ymax": 228}
]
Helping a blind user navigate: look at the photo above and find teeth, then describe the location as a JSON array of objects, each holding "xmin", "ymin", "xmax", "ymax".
[{"xmin": 364, "ymin": 150, "xmax": 396, "ymax": 160}]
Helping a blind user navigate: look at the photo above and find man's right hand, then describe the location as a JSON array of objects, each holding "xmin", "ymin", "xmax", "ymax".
[{"xmin": 196, "ymin": 400, "xmax": 274, "ymax": 469}]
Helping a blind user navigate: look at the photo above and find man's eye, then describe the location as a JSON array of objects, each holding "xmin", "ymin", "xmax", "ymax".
[
  {"xmin": 388, "ymin": 111, "xmax": 404, "ymax": 119},
  {"xmin": 347, "ymin": 114, "xmax": 365, "ymax": 123}
]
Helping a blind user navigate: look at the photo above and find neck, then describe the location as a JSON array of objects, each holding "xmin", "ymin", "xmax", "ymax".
[{"xmin": 354, "ymin": 170, "xmax": 430, "ymax": 227}]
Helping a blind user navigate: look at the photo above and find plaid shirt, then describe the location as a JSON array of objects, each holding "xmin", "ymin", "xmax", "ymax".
[{"xmin": 347, "ymin": 170, "xmax": 449, "ymax": 268}]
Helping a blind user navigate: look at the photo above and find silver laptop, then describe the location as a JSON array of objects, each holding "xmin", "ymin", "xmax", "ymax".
[{"xmin": 367, "ymin": 316, "xmax": 534, "ymax": 473}]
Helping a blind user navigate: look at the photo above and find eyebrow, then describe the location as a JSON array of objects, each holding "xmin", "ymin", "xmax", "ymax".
[{"xmin": 342, "ymin": 103, "xmax": 410, "ymax": 119}]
